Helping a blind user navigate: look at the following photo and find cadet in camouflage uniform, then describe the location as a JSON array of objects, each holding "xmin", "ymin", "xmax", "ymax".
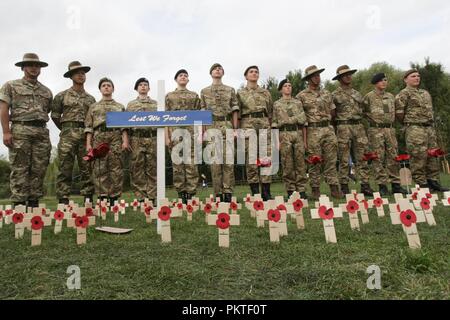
[
  {"xmin": 237, "ymin": 66, "xmax": 274, "ymax": 201},
  {"xmin": 52, "ymin": 61, "xmax": 96, "ymax": 204},
  {"xmin": 127, "ymin": 77, "xmax": 157, "ymax": 203},
  {"xmin": 200, "ymin": 63, "xmax": 239, "ymax": 203},
  {"xmin": 272, "ymin": 79, "xmax": 308, "ymax": 199},
  {"xmin": 165, "ymin": 69, "xmax": 201, "ymax": 204},
  {"xmin": 296, "ymin": 66, "xmax": 342, "ymax": 200},
  {"xmin": 85, "ymin": 78, "xmax": 130, "ymax": 204},
  {"xmin": 363, "ymin": 73, "xmax": 407, "ymax": 196},
  {"xmin": 395, "ymin": 69, "xmax": 449, "ymax": 192},
  {"xmin": 331, "ymin": 65, "xmax": 373, "ymax": 196},
  {"xmin": 0, "ymin": 53, "xmax": 52, "ymax": 209}
]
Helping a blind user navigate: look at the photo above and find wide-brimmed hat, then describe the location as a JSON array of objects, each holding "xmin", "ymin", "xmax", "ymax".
[
  {"xmin": 332, "ymin": 65, "xmax": 357, "ymax": 81},
  {"xmin": 15, "ymin": 53, "xmax": 48, "ymax": 68},
  {"xmin": 63, "ymin": 61, "xmax": 91, "ymax": 78},
  {"xmin": 302, "ymin": 65, "xmax": 325, "ymax": 81}
]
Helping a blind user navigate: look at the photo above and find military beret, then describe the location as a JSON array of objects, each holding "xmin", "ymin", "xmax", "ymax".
[
  {"xmin": 371, "ymin": 73, "xmax": 386, "ymax": 85},
  {"xmin": 404, "ymin": 69, "xmax": 419, "ymax": 79},
  {"xmin": 174, "ymin": 69, "xmax": 188, "ymax": 80},
  {"xmin": 210, "ymin": 63, "xmax": 223, "ymax": 75},
  {"xmin": 244, "ymin": 65, "xmax": 259, "ymax": 77},
  {"xmin": 134, "ymin": 77, "xmax": 149, "ymax": 90},
  {"xmin": 278, "ymin": 79, "xmax": 290, "ymax": 91},
  {"xmin": 98, "ymin": 77, "xmax": 114, "ymax": 90}
]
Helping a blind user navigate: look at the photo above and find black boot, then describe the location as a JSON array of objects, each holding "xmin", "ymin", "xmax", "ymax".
[
  {"xmin": 58, "ymin": 198, "xmax": 69, "ymax": 205},
  {"xmin": 392, "ymin": 183, "xmax": 408, "ymax": 195},
  {"xmin": 378, "ymin": 184, "xmax": 390, "ymax": 197},
  {"xmin": 84, "ymin": 194, "xmax": 94, "ymax": 204},
  {"xmin": 261, "ymin": 184, "xmax": 272, "ymax": 201},
  {"xmin": 250, "ymin": 183, "xmax": 260, "ymax": 196},
  {"xmin": 340, "ymin": 184, "xmax": 350, "ymax": 195},
  {"xmin": 27, "ymin": 199, "xmax": 39, "ymax": 209},
  {"xmin": 223, "ymin": 193, "xmax": 232, "ymax": 203},
  {"xmin": 361, "ymin": 183, "xmax": 374, "ymax": 197},
  {"xmin": 427, "ymin": 179, "xmax": 450, "ymax": 192},
  {"xmin": 186, "ymin": 193, "xmax": 193, "ymax": 201},
  {"xmin": 287, "ymin": 190, "xmax": 294, "ymax": 200},
  {"xmin": 109, "ymin": 197, "xmax": 118, "ymax": 206},
  {"xmin": 300, "ymin": 191, "xmax": 308, "ymax": 200}
]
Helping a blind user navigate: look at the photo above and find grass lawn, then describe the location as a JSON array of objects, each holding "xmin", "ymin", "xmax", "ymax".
[{"xmin": 0, "ymin": 177, "xmax": 449, "ymax": 300}]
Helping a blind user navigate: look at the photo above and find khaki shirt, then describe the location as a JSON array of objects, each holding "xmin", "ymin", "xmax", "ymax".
[
  {"xmin": 272, "ymin": 97, "xmax": 307, "ymax": 128},
  {"xmin": 127, "ymin": 96, "xmax": 158, "ymax": 133},
  {"xmin": 85, "ymin": 99, "xmax": 125, "ymax": 133},
  {"xmin": 296, "ymin": 88, "xmax": 335, "ymax": 123},
  {"xmin": 395, "ymin": 86, "xmax": 434, "ymax": 123},
  {"xmin": 165, "ymin": 88, "xmax": 201, "ymax": 111},
  {"xmin": 0, "ymin": 78, "xmax": 52, "ymax": 122},
  {"xmin": 200, "ymin": 84, "xmax": 239, "ymax": 116},
  {"xmin": 236, "ymin": 85, "xmax": 273, "ymax": 118},
  {"xmin": 51, "ymin": 88, "xmax": 96, "ymax": 123},
  {"xmin": 362, "ymin": 90, "xmax": 395, "ymax": 124},
  {"xmin": 332, "ymin": 86, "xmax": 363, "ymax": 121}
]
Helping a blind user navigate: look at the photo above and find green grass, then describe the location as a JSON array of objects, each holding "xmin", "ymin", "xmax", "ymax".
[{"xmin": 0, "ymin": 177, "xmax": 449, "ymax": 300}]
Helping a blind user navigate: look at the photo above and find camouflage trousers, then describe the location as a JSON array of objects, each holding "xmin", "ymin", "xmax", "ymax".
[
  {"xmin": 279, "ymin": 130, "xmax": 307, "ymax": 192},
  {"xmin": 92, "ymin": 131, "xmax": 124, "ymax": 198},
  {"xmin": 307, "ymin": 126, "xmax": 339, "ymax": 188},
  {"xmin": 171, "ymin": 128, "xmax": 199, "ymax": 194},
  {"xmin": 56, "ymin": 127, "xmax": 94, "ymax": 198},
  {"xmin": 405, "ymin": 125, "xmax": 440, "ymax": 185},
  {"xmin": 240, "ymin": 117, "xmax": 272, "ymax": 184},
  {"xmin": 9, "ymin": 124, "xmax": 51, "ymax": 202},
  {"xmin": 130, "ymin": 136, "xmax": 156, "ymax": 200},
  {"xmin": 368, "ymin": 127, "xmax": 401, "ymax": 185},
  {"xmin": 337, "ymin": 124, "xmax": 370, "ymax": 184}
]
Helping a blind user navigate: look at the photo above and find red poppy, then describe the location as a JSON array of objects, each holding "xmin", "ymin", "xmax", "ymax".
[
  {"xmin": 75, "ymin": 216, "xmax": 89, "ymax": 228},
  {"xmin": 177, "ymin": 203, "xmax": 183, "ymax": 210},
  {"xmin": 101, "ymin": 206, "xmax": 107, "ymax": 213},
  {"xmin": 395, "ymin": 154, "xmax": 411, "ymax": 162},
  {"xmin": 318, "ymin": 206, "xmax": 334, "ymax": 220},
  {"xmin": 192, "ymin": 200, "xmax": 197, "ymax": 206},
  {"xmin": 420, "ymin": 198, "xmax": 431, "ymax": 210},
  {"xmin": 41, "ymin": 208, "xmax": 47, "ymax": 216},
  {"xmin": 144, "ymin": 206, "xmax": 152, "ymax": 216},
  {"xmin": 396, "ymin": 204, "xmax": 401, "ymax": 213},
  {"xmin": 293, "ymin": 199, "xmax": 304, "ymax": 212},
  {"xmin": 256, "ymin": 158, "xmax": 272, "ymax": 167},
  {"xmin": 120, "ymin": 202, "xmax": 126, "ymax": 208},
  {"xmin": 346, "ymin": 200, "xmax": 359, "ymax": 214},
  {"xmin": 267, "ymin": 209, "xmax": 281, "ymax": 222},
  {"xmin": 246, "ymin": 196, "xmax": 251, "ymax": 203},
  {"xmin": 362, "ymin": 199, "xmax": 369, "ymax": 210},
  {"xmin": 400, "ymin": 210, "xmax": 417, "ymax": 227},
  {"xmin": 427, "ymin": 148, "xmax": 446, "ymax": 158},
  {"xmin": 307, "ymin": 155, "xmax": 323, "ymax": 165},
  {"xmin": 72, "ymin": 212, "xmax": 78, "ymax": 218},
  {"xmin": 363, "ymin": 152, "xmax": 379, "ymax": 161},
  {"xmin": 373, "ymin": 198, "xmax": 383, "ymax": 208},
  {"xmin": 54, "ymin": 210, "xmax": 64, "ymax": 221},
  {"xmin": 277, "ymin": 204, "xmax": 287, "ymax": 212},
  {"xmin": 448, "ymin": 197, "xmax": 450, "ymax": 205},
  {"xmin": 0, "ymin": 211, "xmax": 3, "ymax": 219},
  {"xmin": 230, "ymin": 202, "xmax": 238, "ymax": 211},
  {"xmin": 83, "ymin": 143, "xmax": 110, "ymax": 162},
  {"xmin": 113, "ymin": 205, "xmax": 119, "ymax": 213},
  {"xmin": 5, "ymin": 209, "xmax": 13, "ymax": 216},
  {"xmin": 204, "ymin": 203, "xmax": 212, "ymax": 214},
  {"xmin": 85, "ymin": 208, "xmax": 94, "ymax": 217},
  {"xmin": 412, "ymin": 192, "xmax": 418, "ymax": 201},
  {"xmin": 426, "ymin": 193, "xmax": 432, "ymax": 199},
  {"xmin": 158, "ymin": 206, "xmax": 172, "ymax": 221},
  {"xmin": 253, "ymin": 201, "xmax": 264, "ymax": 211},
  {"xmin": 216, "ymin": 213, "xmax": 230, "ymax": 229},
  {"xmin": 132, "ymin": 200, "xmax": 139, "ymax": 207},
  {"xmin": 186, "ymin": 205, "xmax": 194, "ymax": 213},
  {"xmin": 31, "ymin": 216, "xmax": 44, "ymax": 230},
  {"xmin": 12, "ymin": 213, "xmax": 24, "ymax": 224}
]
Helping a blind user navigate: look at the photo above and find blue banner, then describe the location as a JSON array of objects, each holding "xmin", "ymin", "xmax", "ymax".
[{"xmin": 106, "ymin": 111, "xmax": 213, "ymax": 128}]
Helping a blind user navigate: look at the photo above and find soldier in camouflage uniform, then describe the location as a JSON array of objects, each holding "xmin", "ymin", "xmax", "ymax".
[
  {"xmin": 200, "ymin": 63, "xmax": 239, "ymax": 203},
  {"xmin": 237, "ymin": 66, "xmax": 274, "ymax": 201},
  {"xmin": 52, "ymin": 61, "xmax": 96, "ymax": 205},
  {"xmin": 395, "ymin": 69, "xmax": 449, "ymax": 192},
  {"xmin": 85, "ymin": 78, "xmax": 130, "ymax": 204},
  {"xmin": 165, "ymin": 69, "xmax": 201, "ymax": 204},
  {"xmin": 296, "ymin": 65, "xmax": 342, "ymax": 200},
  {"xmin": 127, "ymin": 77, "xmax": 157, "ymax": 203},
  {"xmin": 0, "ymin": 53, "xmax": 52, "ymax": 209},
  {"xmin": 331, "ymin": 65, "xmax": 373, "ymax": 197},
  {"xmin": 272, "ymin": 79, "xmax": 308, "ymax": 199},
  {"xmin": 363, "ymin": 73, "xmax": 407, "ymax": 196}
]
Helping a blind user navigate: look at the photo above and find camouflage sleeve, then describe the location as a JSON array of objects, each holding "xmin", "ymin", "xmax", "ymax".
[
  {"xmin": 296, "ymin": 100, "xmax": 307, "ymax": 125},
  {"xmin": 328, "ymin": 92, "xmax": 336, "ymax": 110},
  {"xmin": 0, "ymin": 82, "xmax": 12, "ymax": 105},
  {"xmin": 395, "ymin": 91, "xmax": 408, "ymax": 115},
  {"xmin": 165, "ymin": 94, "xmax": 172, "ymax": 111},
  {"xmin": 230, "ymin": 88, "xmax": 240, "ymax": 113},
  {"xmin": 84, "ymin": 104, "xmax": 94, "ymax": 134},
  {"xmin": 271, "ymin": 102, "xmax": 279, "ymax": 128},
  {"xmin": 267, "ymin": 91, "xmax": 273, "ymax": 118},
  {"xmin": 195, "ymin": 93, "xmax": 202, "ymax": 110},
  {"xmin": 51, "ymin": 92, "xmax": 64, "ymax": 120},
  {"xmin": 362, "ymin": 94, "xmax": 370, "ymax": 114},
  {"xmin": 200, "ymin": 90, "xmax": 207, "ymax": 111}
]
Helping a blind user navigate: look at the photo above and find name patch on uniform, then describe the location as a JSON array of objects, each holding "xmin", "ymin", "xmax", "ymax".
[{"xmin": 106, "ymin": 111, "xmax": 212, "ymax": 128}]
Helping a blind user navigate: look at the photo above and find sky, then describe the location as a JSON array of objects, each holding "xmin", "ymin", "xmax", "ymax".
[{"xmin": 1, "ymin": 0, "xmax": 450, "ymax": 156}]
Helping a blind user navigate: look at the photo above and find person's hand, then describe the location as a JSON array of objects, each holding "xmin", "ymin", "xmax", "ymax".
[
  {"xmin": 3, "ymin": 132, "xmax": 13, "ymax": 148},
  {"xmin": 122, "ymin": 141, "xmax": 132, "ymax": 152},
  {"xmin": 86, "ymin": 144, "xmax": 92, "ymax": 153}
]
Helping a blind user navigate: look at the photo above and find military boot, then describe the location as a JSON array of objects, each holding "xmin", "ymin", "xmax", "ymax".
[
  {"xmin": 250, "ymin": 183, "xmax": 260, "ymax": 196},
  {"xmin": 427, "ymin": 179, "xmax": 449, "ymax": 192},
  {"xmin": 27, "ymin": 199, "xmax": 39, "ymax": 209},
  {"xmin": 311, "ymin": 187, "xmax": 320, "ymax": 200},
  {"xmin": 340, "ymin": 184, "xmax": 350, "ymax": 195},
  {"xmin": 58, "ymin": 198, "xmax": 69, "ymax": 205},
  {"xmin": 261, "ymin": 184, "xmax": 272, "ymax": 201},
  {"xmin": 330, "ymin": 185, "xmax": 343, "ymax": 199},
  {"xmin": 391, "ymin": 183, "xmax": 408, "ymax": 195},
  {"xmin": 360, "ymin": 183, "xmax": 374, "ymax": 197},
  {"xmin": 109, "ymin": 196, "xmax": 118, "ymax": 206},
  {"xmin": 378, "ymin": 184, "xmax": 389, "ymax": 197},
  {"xmin": 223, "ymin": 193, "xmax": 232, "ymax": 203},
  {"xmin": 287, "ymin": 190, "xmax": 294, "ymax": 201},
  {"xmin": 300, "ymin": 192, "xmax": 308, "ymax": 200}
]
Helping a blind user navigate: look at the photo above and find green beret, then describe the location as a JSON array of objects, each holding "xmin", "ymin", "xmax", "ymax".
[
  {"xmin": 210, "ymin": 63, "xmax": 223, "ymax": 75},
  {"xmin": 404, "ymin": 69, "xmax": 419, "ymax": 79}
]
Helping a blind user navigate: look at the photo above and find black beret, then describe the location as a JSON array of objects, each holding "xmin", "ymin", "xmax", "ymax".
[
  {"xmin": 371, "ymin": 73, "xmax": 386, "ymax": 85},
  {"xmin": 244, "ymin": 65, "xmax": 259, "ymax": 77},
  {"xmin": 98, "ymin": 77, "xmax": 114, "ymax": 90},
  {"xmin": 174, "ymin": 69, "xmax": 188, "ymax": 80},
  {"xmin": 278, "ymin": 79, "xmax": 290, "ymax": 91},
  {"xmin": 134, "ymin": 77, "xmax": 149, "ymax": 90}
]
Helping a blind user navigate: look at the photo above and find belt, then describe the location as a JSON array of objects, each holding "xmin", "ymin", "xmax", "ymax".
[
  {"xmin": 12, "ymin": 120, "xmax": 46, "ymax": 128},
  {"xmin": 406, "ymin": 122, "xmax": 433, "ymax": 127},
  {"xmin": 369, "ymin": 123, "xmax": 393, "ymax": 129},
  {"xmin": 94, "ymin": 124, "xmax": 120, "ymax": 132},
  {"xmin": 336, "ymin": 119, "xmax": 361, "ymax": 125},
  {"xmin": 308, "ymin": 121, "xmax": 330, "ymax": 128},
  {"xmin": 241, "ymin": 111, "xmax": 268, "ymax": 119},
  {"xmin": 61, "ymin": 121, "xmax": 85, "ymax": 129},
  {"xmin": 213, "ymin": 115, "xmax": 232, "ymax": 121},
  {"xmin": 280, "ymin": 124, "xmax": 303, "ymax": 132},
  {"xmin": 131, "ymin": 130, "xmax": 156, "ymax": 138}
]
